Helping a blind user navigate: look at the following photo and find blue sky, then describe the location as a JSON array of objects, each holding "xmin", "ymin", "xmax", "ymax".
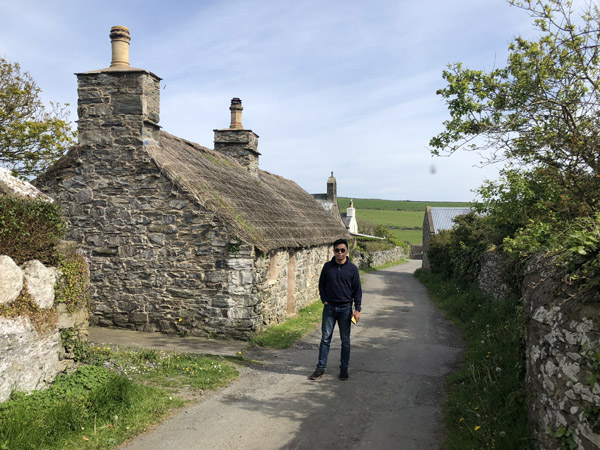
[{"xmin": 1, "ymin": 0, "xmax": 538, "ymax": 201}]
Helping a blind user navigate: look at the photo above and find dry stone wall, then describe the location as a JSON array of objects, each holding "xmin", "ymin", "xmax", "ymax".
[
  {"xmin": 477, "ymin": 250, "xmax": 512, "ymax": 300},
  {"xmin": 351, "ymin": 245, "xmax": 409, "ymax": 270},
  {"xmin": 523, "ymin": 255, "xmax": 600, "ymax": 450},
  {"xmin": 477, "ymin": 250, "xmax": 600, "ymax": 449},
  {"xmin": 0, "ymin": 255, "xmax": 88, "ymax": 403}
]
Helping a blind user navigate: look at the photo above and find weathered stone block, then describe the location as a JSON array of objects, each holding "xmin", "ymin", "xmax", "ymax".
[
  {"xmin": 129, "ymin": 312, "xmax": 148, "ymax": 323},
  {"xmin": 148, "ymin": 234, "xmax": 165, "ymax": 245},
  {"xmin": 0, "ymin": 256, "xmax": 22, "ymax": 305},
  {"xmin": 0, "ymin": 317, "xmax": 61, "ymax": 402},
  {"xmin": 21, "ymin": 260, "xmax": 58, "ymax": 309},
  {"xmin": 212, "ymin": 296, "xmax": 236, "ymax": 308}
]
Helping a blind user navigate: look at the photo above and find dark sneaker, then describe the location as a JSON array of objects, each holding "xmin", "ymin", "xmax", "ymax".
[
  {"xmin": 309, "ymin": 368, "xmax": 325, "ymax": 380},
  {"xmin": 339, "ymin": 368, "xmax": 349, "ymax": 380}
]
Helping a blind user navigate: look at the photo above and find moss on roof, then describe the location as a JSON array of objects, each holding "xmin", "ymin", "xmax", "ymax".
[{"xmin": 150, "ymin": 131, "xmax": 348, "ymax": 252}]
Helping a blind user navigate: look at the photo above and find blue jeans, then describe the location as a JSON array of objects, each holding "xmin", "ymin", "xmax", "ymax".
[{"xmin": 317, "ymin": 303, "xmax": 352, "ymax": 370}]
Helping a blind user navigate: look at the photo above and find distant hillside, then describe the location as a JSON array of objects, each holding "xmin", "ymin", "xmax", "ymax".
[
  {"xmin": 337, "ymin": 197, "xmax": 471, "ymax": 245},
  {"xmin": 338, "ymin": 198, "xmax": 471, "ymax": 212}
]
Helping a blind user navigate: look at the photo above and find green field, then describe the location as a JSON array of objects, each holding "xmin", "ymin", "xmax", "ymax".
[
  {"xmin": 338, "ymin": 198, "xmax": 471, "ymax": 211},
  {"xmin": 338, "ymin": 197, "xmax": 470, "ymax": 245},
  {"xmin": 355, "ymin": 209, "xmax": 424, "ymax": 229}
]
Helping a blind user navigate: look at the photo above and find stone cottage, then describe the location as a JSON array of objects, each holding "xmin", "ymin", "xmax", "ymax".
[
  {"xmin": 36, "ymin": 26, "xmax": 349, "ymax": 339},
  {"xmin": 312, "ymin": 172, "xmax": 343, "ymax": 220},
  {"xmin": 422, "ymin": 206, "xmax": 471, "ymax": 270}
]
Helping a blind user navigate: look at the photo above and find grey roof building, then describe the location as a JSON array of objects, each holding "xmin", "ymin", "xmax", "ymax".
[{"xmin": 422, "ymin": 206, "xmax": 472, "ymax": 270}]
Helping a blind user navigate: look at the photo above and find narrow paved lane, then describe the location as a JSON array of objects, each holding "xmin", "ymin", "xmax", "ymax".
[{"xmin": 121, "ymin": 260, "xmax": 463, "ymax": 450}]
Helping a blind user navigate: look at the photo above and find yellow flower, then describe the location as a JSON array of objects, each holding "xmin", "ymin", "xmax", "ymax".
[
  {"xmin": 238, "ymin": 351, "xmax": 242, "ymax": 355},
  {"xmin": 178, "ymin": 318, "xmax": 182, "ymax": 322},
  {"xmin": 96, "ymin": 347, "xmax": 101, "ymax": 350},
  {"xmin": 185, "ymin": 367, "xmax": 189, "ymax": 371},
  {"xmin": 459, "ymin": 418, "xmax": 465, "ymax": 422},
  {"xmin": 106, "ymin": 347, "xmax": 110, "ymax": 350},
  {"xmin": 474, "ymin": 407, "xmax": 479, "ymax": 411},
  {"xmin": 474, "ymin": 426, "xmax": 481, "ymax": 431}
]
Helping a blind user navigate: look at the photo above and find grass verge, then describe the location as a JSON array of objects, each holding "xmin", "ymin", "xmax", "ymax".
[
  {"xmin": 414, "ymin": 269, "xmax": 533, "ymax": 450},
  {"xmin": 0, "ymin": 347, "xmax": 241, "ymax": 450},
  {"xmin": 251, "ymin": 301, "xmax": 323, "ymax": 349}
]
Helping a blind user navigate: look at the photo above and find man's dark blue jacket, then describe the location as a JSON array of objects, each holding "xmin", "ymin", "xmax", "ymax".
[{"xmin": 318, "ymin": 257, "xmax": 362, "ymax": 312}]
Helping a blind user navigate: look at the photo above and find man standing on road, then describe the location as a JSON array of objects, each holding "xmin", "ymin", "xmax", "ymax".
[{"xmin": 310, "ymin": 238, "xmax": 362, "ymax": 381}]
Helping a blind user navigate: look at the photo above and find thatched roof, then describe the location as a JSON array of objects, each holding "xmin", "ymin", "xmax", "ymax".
[
  {"xmin": 38, "ymin": 131, "xmax": 349, "ymax": 253},
  {"xmin": 151, "ymin": 132, "xmax": 348, "ymax": 253}
]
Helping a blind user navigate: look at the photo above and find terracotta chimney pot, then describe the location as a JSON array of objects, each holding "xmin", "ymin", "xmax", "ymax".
[
  {"xmin": 110, "ymin": 26, "xmax": 131, "ymax": 68},
  {"xmin": 230, "ymin": 98, "xmax": 243, "ymax": 129}
]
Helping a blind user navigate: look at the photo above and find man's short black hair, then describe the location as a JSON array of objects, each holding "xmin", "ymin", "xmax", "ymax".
[{"xmin": 333, "ymin": 238, "xmax": 348, "ymax": 249}]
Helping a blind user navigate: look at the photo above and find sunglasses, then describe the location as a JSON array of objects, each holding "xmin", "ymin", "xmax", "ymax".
[{"xmin": 334, "ymin": 248, "xmax": 347, "ymax": 253}]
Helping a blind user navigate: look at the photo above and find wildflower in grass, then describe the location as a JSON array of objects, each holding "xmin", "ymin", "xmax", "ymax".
[
  {"xmin": 106, "ymin": 347, "xmax": 110, "ymax": 350},
  {"xmin": 459, "ymin": 418, "xmax": 465, "ymax": 422},
  {"xmin": 178, "ymin": 318, "xmax": 182, "ymax": 322},
  {"xmin": 474, "ymin": 426, "xmax": 481, "ymax": 431},
  {"xmin": 238, "ymin": 351, "xmax": 242, "ymax": 355}
]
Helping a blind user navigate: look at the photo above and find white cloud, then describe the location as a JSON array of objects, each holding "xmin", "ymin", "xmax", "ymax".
[{"xmin": 0, "ymin": 0, "xmax": 553, "ymax": 200}]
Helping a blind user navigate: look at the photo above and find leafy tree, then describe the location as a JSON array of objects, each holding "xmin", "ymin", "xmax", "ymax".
[
  {"xmin": 0, "ymin": 58, "xmax": 75, "ymax": 179},
  {"xmin": 374, "ymin": 223, "xmax": 390, "ymax": 239},
  {"xmin": 430, "ymin": 0, "xmax": 600, "ymax": 216}
]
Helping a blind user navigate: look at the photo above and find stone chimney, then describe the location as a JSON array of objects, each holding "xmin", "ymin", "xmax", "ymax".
[
  {"xmin": 75, "ymin": 26, "xmax": 161, "ymax": 150},
  {"xmin": 327, "ymin": 172, "xmax": 337, "ymax": 204},
  {"xmin": 214, "ymin": 98, "xmax": 260, "ymax": 176}
]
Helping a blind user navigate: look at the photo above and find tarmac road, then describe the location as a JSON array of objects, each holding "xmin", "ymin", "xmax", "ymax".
[{"xmin": 119, "ymin": 260, "xmax": 464, "ymax": 450}]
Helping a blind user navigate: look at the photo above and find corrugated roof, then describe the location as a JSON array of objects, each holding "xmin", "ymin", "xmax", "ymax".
[{"xmin": 431, "ymin": 207, "xmax": 472, "ymax": 233}]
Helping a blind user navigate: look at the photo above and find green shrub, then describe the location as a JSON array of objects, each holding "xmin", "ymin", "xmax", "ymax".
[
  {"xmin": 0, "ymin": 195, "xmax": 65, "ymax": 265},
  {"xmin": 55, "ymin": 251, "xmax": 90, "ymax": 312},
  {"xmin": 428, "ymin": 213, "xmax": 500, "ymax": 284},
  {"xmin": 561, "ymin": 212, "xmax": 600, "ymax": 300}
]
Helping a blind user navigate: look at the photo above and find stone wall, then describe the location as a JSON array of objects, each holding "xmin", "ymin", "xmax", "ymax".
[
  {"xmin": 38, "ymin": 140, "xmax": 249, "ymax": 337},
  {"xmin": 351, "ymin": 245, "xmax": 409, "ymax": 270},
  {"xmin": 476, "ymin": 250, "xmax": 600, "ymax": 449},
  {"xmin": 523, "ymin": 255, "xmax": 600, "ymax": 450},
  {"xmin": 410, "ymin": 244, "xmax": 423, "ymax": 260},
  {"xmin": 0, "ymin": 256, "xmax": 88, "ymax": 403},
  {"xmin": 255, "ymin": 245, "xmax": 331, "ymax": 329},
  {"xmin": 477, "ymin": 250, "xmax": 512, "ymax": 300}
]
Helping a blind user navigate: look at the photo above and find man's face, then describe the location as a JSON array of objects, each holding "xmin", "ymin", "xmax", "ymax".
[{"xmin": 334, "ymin": 244, "xmax": 348, "ymax": 263}]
